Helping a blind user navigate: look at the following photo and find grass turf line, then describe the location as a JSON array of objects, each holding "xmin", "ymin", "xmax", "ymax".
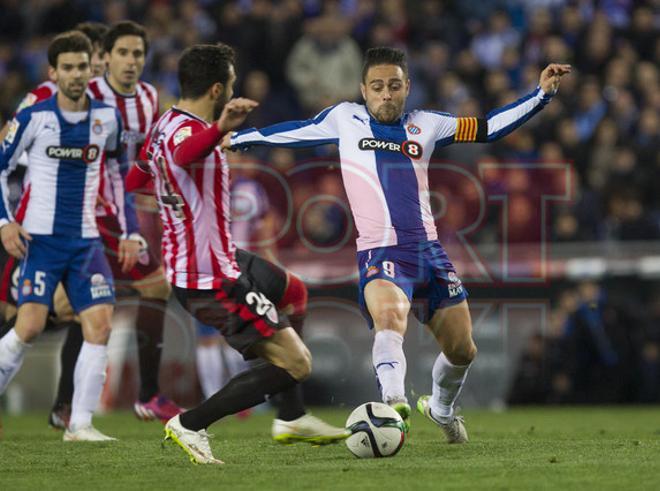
[{"xmin": 1, "ymin": 407, "xmax": 659, "ymax": 490}]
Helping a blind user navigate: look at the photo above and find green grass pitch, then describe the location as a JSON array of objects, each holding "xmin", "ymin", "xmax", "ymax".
[{"xmin": 1, "ymin": 407, "xmax": 659, "ymax": 490}]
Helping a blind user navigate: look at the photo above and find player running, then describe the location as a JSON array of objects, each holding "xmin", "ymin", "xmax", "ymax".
[
  {"xmin": 0, "ymin": 31, "xmax": 141, "ymax": 441},
  {"xmin": 138, "ymin": 44, "xmax": 347, "ymax": 464},
  {"xmin": 224, "ymin": 47, "xmax": 571, "ymax": 443}
]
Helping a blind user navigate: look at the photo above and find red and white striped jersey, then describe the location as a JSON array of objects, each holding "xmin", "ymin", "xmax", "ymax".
[
  {"xmin": 88, "ymin": 75, "xmax": 159, "ymax": 216},
  {"xmin": 143, "ymin": 107, "xmax": 239, "ymax": 289},
  {"xmin": 13, "ymin": 81, "xmax": 57, "ymax": 116}
]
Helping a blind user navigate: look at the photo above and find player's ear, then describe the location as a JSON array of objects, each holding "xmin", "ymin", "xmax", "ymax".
[
  {"xmin": 360, "ymin": 83, "xmax": 366, "ymax": 101},
  {"xmin": 405, "ymin": 78, "xmax": 411, "ymax": 96},
  {"xmin": 211, "ymin": 82, "xmax": 224, "ymax": 100},
  {"xmin": 48, "ymin": 66, "xmax": 57, "ymax": 82}
]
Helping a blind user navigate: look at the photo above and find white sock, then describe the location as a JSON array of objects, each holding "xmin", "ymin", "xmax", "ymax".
[
  {"xmin": 372, "ymin": 330, "xmax": 407, "ymax": 404},
  {"xmin": 70, "ymin": 342, "xmax": 108, "ymax": 431},
  {"xmin": 0, "ymin": 329, "xmax": 29, "ymax": 394},
  {"xmin": 196, "ymin": 344, "xmax": 222, "ymax": 400},
  {"xmin": 430, "ymin": 352, "xmax": 471, "ymax": 422},
  {"xmin": 221, "ymin": 343, "xmax": 248, "ymax": 379}
]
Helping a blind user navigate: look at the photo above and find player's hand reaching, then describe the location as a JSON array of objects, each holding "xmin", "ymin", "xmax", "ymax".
[
  {"xmin": 539, "ymin": 64, "xmax": 572, "ymax": 95},
  {"xmin": 217, "ymin": 98, "xmax": 259, "ymax": 134},
  {"xmin": 220, "ymin": 132, "xmax": 235, "ymax": 151},
  {"xmin": 118, "ymin": 238, "xmax": 141, "ymax": 273},
  {"xmin": 0, "ymin": 222, "xmax": 32, "ymax": 259}
]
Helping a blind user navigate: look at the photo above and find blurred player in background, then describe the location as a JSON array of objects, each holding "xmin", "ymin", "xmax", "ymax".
[
  {"xmin": 87, "ymin": 20, "xmax": 179, "ymax": 424},
  {"xmin": 137, "ymin": 44, "xmax": 347, "ymax": 464},
  {"xmin": 0, "ymin": 31, "xmax": 141, "ymax": 441},
  {"xmin": 226, "ymin": 47, "xmax": 571, "ymax": 443}
]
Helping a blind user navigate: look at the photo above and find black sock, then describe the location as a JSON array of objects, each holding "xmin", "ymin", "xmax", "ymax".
[
  {"xmin": 0, "ymin": 314, "xmax": 17, "ymax": 338},
  {"xmin": 54, "ymin": 321, "xmax": 83, "ymax": 407},
  {"xmin": 136, "ymin": 298, "xmax": 167, "ymax": 402},
  {"xmin": 180, "ymin": 363, "xmax": 298, "ymax": 431},
  {"xmin": 276, "ymin": 384, "xmax": 306, "ymax": 421}
]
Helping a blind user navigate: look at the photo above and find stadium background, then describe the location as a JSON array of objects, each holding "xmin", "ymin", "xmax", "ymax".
[{"xmin": 0, "ymin": 0, "xmax": 658, "ymax": 414}]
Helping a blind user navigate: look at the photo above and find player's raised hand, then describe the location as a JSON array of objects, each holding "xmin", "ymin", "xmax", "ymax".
[
  {"xmin": 217, "ymin": 98, "xmax": 259, "ymax": 133},
  {"xmin": 118, "ymin": 238, "xmax": 141, "ymax": 273},
  {"xmin": 0, "ymin": 222, "xmax": 32, "ymax": 259},
  {"xmin": 539, "ymin": 64, "xmax": 572, "ymax": 95}
]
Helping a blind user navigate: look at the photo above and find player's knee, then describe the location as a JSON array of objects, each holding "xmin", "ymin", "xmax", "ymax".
[
  {"xmin": 287, "ymin": 349, "xmax": 312, "ymax": 382},
  {"xmin": 446, "ymin": 339, "xmax": 477, "ymax": 365},
  {"xmin": 84, "ymin": 319, "xmax": 112, "ymax": 344},
  {"xmin": 370, "ymin": 305, "xmax": 407, "ymax": 333}
]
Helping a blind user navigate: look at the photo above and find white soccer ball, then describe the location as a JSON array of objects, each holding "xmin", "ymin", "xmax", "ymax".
[{"xmin": 345, "ymin": 402, "xmax": 406, "ymax": 458}]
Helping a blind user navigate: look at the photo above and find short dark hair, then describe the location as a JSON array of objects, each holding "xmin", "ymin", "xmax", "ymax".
[
  {"xmin": 47, "ymin": 31, "xmax": 93, "ymax": 68},
  {"xmin": 74, "ymin": 22, "xmax": 109, "ymax": 53},
  {"xmin": 178, "ymin": 44, "xmax": 236, "ymax": 100},
  {"xmin": 362, "ymin": 47, "xmax": 408, "ymax": 81},
  {"xmin": 103, "ymin": 20, "xmax": 149, "ymax": 55}
]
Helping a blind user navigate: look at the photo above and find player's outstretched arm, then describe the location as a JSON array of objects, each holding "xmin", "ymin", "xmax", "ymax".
[
  {"xmin": 221, "ymin": 103, "xmax": 342, "ymax": 152},
  {"xmin": 443, "ymin": 63, "xmax": 571, "ymax": 145}
]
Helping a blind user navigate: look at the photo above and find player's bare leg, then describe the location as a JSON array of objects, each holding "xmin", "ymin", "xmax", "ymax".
[
  {"xmin": 63, "ymin": 303, "xmax": 116, "ymax": 442},
  {"xmin": 417, "ymin": 300, "xmax": 477, "ymax": 443},
  {"xmin": 131, "ymin": 268, "xmax": 181, "ymax": 422},
  {"xmin": 364, "ymin": 279, "xmax": 412, "ymax": 431}
]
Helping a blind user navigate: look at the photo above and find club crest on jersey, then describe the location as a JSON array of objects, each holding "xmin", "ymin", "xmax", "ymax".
[
  {"xmin": 92, "ymin": 119, "xmax": 103, "ymax": 135},
  {"xmin": 5, "ymin": 119, "xmax": 20, "ymax": 144},
  {"xmin": 358, "ymin": 138, "xmax": 422, "ymax": 160},
  {"xmin": 46, "ymin": 144, "xmax": 100, "ymax": 163},
  {"xmin": 407, "ymin": 124, "xmax": 421, "ymax": 135},
  {"xmin": 173, "ymin": 126, "xmax": 193, "ymax": 146},
  {"xmin": 22, "ymin": 279, "xmax": 32, "ymax": 296}
]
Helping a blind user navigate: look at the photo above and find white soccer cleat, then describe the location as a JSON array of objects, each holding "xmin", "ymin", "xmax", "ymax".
[
  {"xmin": 272, "ymin": 413, "xmax": 350, "ymax": 445},
  {"xmin": 63, "ymin": 424, "xmax": 117, "ymax": 442},
  {"xmin": 163, "ymin": 415, "xmax": 223, "ymax": 465},
  {"xmin": 416, "ymin": 395, "xmax": 469, "ymax": 444}
]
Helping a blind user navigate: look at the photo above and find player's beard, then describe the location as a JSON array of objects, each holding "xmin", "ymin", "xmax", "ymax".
[
  {"xmin": 212, "ymin": 93, "xmax": 229, "ymax": 120},
  {"xmin": 62, "ymin": 82, "xmax": 86, "ymax": 102},
  {"xmin": 373, "ymin": 101, "xmax": 403, "ymax": 123}
]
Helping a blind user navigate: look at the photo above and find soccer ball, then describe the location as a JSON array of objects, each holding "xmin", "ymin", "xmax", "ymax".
[{"xmin": 345, "ymin": 402, "xmax": 406, "ymax": 458}]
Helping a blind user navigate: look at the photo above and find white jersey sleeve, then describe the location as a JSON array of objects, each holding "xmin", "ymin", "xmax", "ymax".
[
  {"xmin": 428, "ymin": 86, "xmax": 554, "ymax": 146},
  {"xmin": 230, "ymin": 103, "xmax": 342, "ymax": 149}
]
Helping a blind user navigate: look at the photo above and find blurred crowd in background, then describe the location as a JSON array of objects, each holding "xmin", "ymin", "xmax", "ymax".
[{"xmin": 0, "ymin": 0, "xmax": 658, "ymax": 403}]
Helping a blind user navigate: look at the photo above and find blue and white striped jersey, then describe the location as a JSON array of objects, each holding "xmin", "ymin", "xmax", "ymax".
[
  {"xmin": 231, "ymin": 86, "xmax": 553, "ymax": 251},
  {"xmin": 0, "ymin": 95, "xmax": 138, "ymax": 238}
]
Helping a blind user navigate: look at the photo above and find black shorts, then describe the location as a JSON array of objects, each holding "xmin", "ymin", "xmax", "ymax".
[{"xmin": 174, "ymin": 249, "xmax": 289, "ymax": 359}]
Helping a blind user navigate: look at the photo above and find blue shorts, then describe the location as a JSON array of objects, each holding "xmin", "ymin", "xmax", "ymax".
[
  {"xmin": 357, "ymin": 240, "xmax": 468, "ymax": 328},
  {"xmin": 17, "ymin": 235, "xmax": 115, "ymax": 313}
]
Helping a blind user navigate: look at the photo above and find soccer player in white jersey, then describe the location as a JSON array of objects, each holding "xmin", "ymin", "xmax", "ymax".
[
  {"xmin": 0, "ymin": 31, "xmax": 141, "ymax": 441},
  {"xmin": 225, "ymin": 47, "xmax": 571, "ymax": 443},
  {"xmin": 138, "ymin": 44, "xmax": 347, "ymax": 464},
  {"xmin": 0, "ymin": 21, "xmax": 111, "ymax": 431}
]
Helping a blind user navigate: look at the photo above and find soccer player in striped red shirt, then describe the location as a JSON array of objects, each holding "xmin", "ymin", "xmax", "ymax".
[{"xmin": 141, "ymin": 44, "xmax": 347, "ymax": 464}]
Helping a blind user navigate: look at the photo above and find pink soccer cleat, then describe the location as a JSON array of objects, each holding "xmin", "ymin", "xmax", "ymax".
[{"xmin": 134, "ymin": 394, "xmax": 183, "ymax": 423}]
